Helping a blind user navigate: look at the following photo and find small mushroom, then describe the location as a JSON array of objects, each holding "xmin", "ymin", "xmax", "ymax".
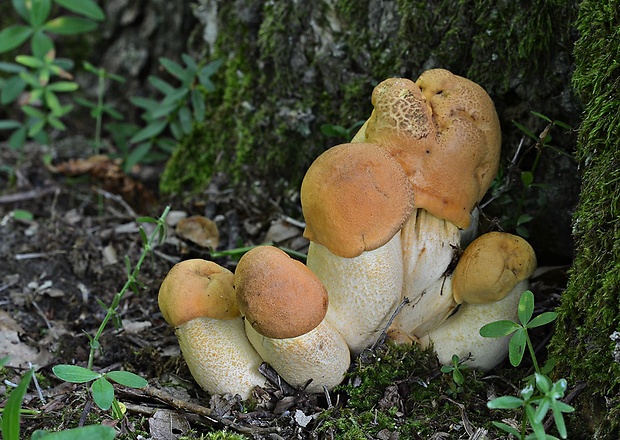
[
  {"xmin": 451, "ymin": 231, "xmax": 537, "ymax": 304},
  {"xmin": 235, "ymin": 246, "xmax": 350, "ymax": 392},
  {"xmin": 301, "ymin": 142, "xmax": 415, "ymax": 354},
  {"xmin": 419, "ymin": 280, "xmax": 530, "ymax": 370},
  {"xmin": 158, "ymin": 259, "xmax": 267, "ymax": 399}
]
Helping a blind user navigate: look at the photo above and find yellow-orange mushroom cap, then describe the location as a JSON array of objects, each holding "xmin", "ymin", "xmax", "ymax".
[
  {"xmin": 158, "ymin": 259, "xmax": 239, "ymax": 326},
  {"xmin": 452, "ymin": 232, "xmax": 537, "ymax": 304},
  {"xmin": 362, "ymin": 70, "xmax": 501, "ymax": 229},
  {"xmin": 234, "ymin": 246, "xmax": 329, "ymax": 339},
  {"xmin": 301, "ymin": 142, "xmax": 415, "ymax": 258}
]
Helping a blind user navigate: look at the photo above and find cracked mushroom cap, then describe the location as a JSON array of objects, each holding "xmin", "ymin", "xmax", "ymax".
[
  {"xmin": 452, "ymin": 232, "xmax": 537, "ymax": 304},
  {"xmin": 301, "ymin": 142, "xmax": 415, "ymax": 258},
  {"xmin": 158, "ymin": 259, "xmax": 239, "ymax": 326},
  {"xmin": 234, "ymin": 246, "xmax": 329, "ymax": 339},
  {"xmin": 361, "ymin": 69, "xmax": 501, "ymax": 229}
]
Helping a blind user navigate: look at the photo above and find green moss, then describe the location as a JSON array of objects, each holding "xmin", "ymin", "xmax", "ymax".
[
  {"xmin": 548, "ymin": 0, "xmax": 620, "ymax": 437},
  {"xmin": 317, "ymin": 342, "xmax": 501, "ymax": 439}
]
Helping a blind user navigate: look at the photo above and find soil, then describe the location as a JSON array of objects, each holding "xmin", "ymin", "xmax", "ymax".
[{"xmin": 0, "ymin": 141, "xmax": 569, "ymax": 439}]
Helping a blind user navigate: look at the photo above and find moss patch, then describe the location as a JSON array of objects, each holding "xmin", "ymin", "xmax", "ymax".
[{"xmin": 549, "ymin": 0, "xmax": 620, "ymax": 437}]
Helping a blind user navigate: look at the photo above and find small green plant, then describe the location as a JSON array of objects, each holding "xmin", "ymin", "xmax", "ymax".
[
  {"xmin": 320, "ymin": 119, "xmax": 365, "ymax": 141},
  {"xmin": 51, "ymin": 365, "xmax": 147, "ymax": 418},
  {"xmin": 0, "ymin": 0, "xmax": 104, "ymax": 149},
  {"xmin": 73, "ymin": 61, "xmax": 126, "ymax": 155},
  {"xmin": 127, "ymin": 55, "xmax": 223, "ymax": 169},
  {"xmin": 52, "ymin": 206, "xmax": 170, "ymax": 415},
  {"xmin": 479, "ymin": 290, "xmax": 574, "ymax": 439},
  {"xmin": 0, "ymin": 359, "xmax": 116, "ymax": 440},
  {"xmin": 440, "ymin": 353, "xmax": 468, "ymax": 395}
]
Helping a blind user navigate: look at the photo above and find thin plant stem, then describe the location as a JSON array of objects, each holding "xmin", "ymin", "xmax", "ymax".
[
  {"xmin": 94, "ymin": 69, "xmax": 105, "ymax": 155},
  {"xmin": 87, "ymin": 206, "xmax": 170, "ymax": 369},
  {"xmin": 526, "ymin": 332, "xmax": 541, "ymax": 374}
]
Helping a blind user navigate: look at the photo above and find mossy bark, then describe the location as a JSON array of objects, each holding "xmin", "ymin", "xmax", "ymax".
[
  {"xmin": 161, "ymin": 0, "xmax": 580, "ymax": 264},
  {"xmin": 549, "ymin": 0, "xmax": 620, "ymax": 437}
]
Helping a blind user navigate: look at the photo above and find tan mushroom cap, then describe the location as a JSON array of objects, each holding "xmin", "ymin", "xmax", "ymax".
[
  {"xmin": 362, "ymin": 69, "xmax": 501, "ymax": 229},
  {"xmin": 158, "ymin": 259, "xmax": 239, "ymax": 326},
  {"xmin": 301, "ymin": 142, "xmax": 415, "ymax": 258},
  {"xmin": 452, "ymin": 232, "xmax": 537, "ymax": 304},
  {"xmin": 234, "ymin": 246, "xmax": 329, "ymax": 339}
]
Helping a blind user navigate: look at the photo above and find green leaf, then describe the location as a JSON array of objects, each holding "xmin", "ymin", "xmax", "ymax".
[
  {"xmin": 518, "ymin": 290, "xmax": 535, "ymax": 326},
  {"xmin": 30, "ymin": 0, "xmax": 52, "ymax": 27},
  {"xmin": 12, "ymin": 209, "xmax": 33, "ymax": 220},
  {"xmin": 191, "ymin": 89, "xmax": 205, "ymax": 121},
  {"xmin": 159, "ymin": 57, "xmax": 189, "ymax": 82},
  {"xmin": 148, "ymin": 75, "xmax": 175, "ymax": 95},
  {"xmin": 181, "ymin": 53, "xmax": 197, "ymax": 73},
  {"xmin": 508, "ymin": 328, "xmax": 527, "ymax": 367},
  {"xmin": 31, "ymin": 425, "xmax": 116, "ymax": 440},
  {"xmin": 12, "ymin": 0, "xmax": 30, "ymax": 22},
  {"xmin": 0, "ymin": 25, "xmax": 33, "ymax": 53},
  {"xmin": 31, "ymin": 30, "xmax": 55, "ymax": 59},
  {"xmin": 148, "ymin": 100, "xmax": 180, "ymax": 119},
  {"xmin": 479, "ymin": 320, "xmax": 521, "ymax": 338},
  {"xmin": 0, "ymin": 61, "xmax": 26, "ymax": 73},
  {"xmin": 178, "ymin": 106, "xmax": 192, "ymax": 134},
  {"xmin": 0, "ymin": 119, "xmax": 23, "ymax": 130},
  {"xmin": 130, "ymin": 119, "xmax": 167, "ymax": 143},
  {"xmin": 521, "ymin": 171, "xmax": 534, "ymax": 188},
  {"xmin": 53, "ymin": 0, "xmax": 106, "ymax": 20},
  {"xmin": 53, "ymin": 364, "xmax": 101, "ymax": 383},
  {"xmin": 321, "ymin": 124, "xmax": 349, "ymax": 138},
  {"xmin": 512, "ymin": 119, "xmax": 538, "ymax": 141},
  {"xmin": 47, "ymin": 81, "xmax": 79, "ymax": 92},
  {"xmin": 102, "ymin": 105, "xmax": 124, "ymax": 120},
  {"xmin": 1, "ymin": 368, "xmax": 34, "ymax": 440},
  {"xmin": 160, "ymin": 87, "xmax": 189, "ymax": 107},
  {"xmin": 1, "ymin": 76, "xmax": 27, "ymax": 104},
  {"xmin": 516, "ymin": 213, "xmax": 534, "ymax": 226},
  {"xmin": 122, "ymin": 142, "xmax": 152, "ymax": 172},
  {"xmin": 15, "ymin": 54, "xmax": 45, "ymax": 69},
  {"xmin": 91, "ymin": 377, "xmax": 115, "ymax": 410},
  {"xmin": 106, "ymin": 371, "xmax": 148, "ymax": 388},
  {"xmin": 22, "ymin": 105, "xmax": 46, "ymax": 119},
  {"xmin": 528, "ymin": 312, "xmax": 558, "ymax": 329},
  {"xmin": 8, "ymin": 125, "xmax": 27, "ymax": 149},
  {"xmin": 43, "ymin": 17, "xmax": 98, "ymax": 35},
  {"xmin": 531, "ymin": 111, "xmax": 552, "ymax": 123},
  {"xmin": 487, "ymin": 395, "xmax": 524, "ymax": 409},
  {"xmin": 491, "ymin": 421, "xmax": 521, "ymax": 437},
  {"xmin": 554, "ymin": 120, "xmax": 572, "ymax": 131},
  {"xmin": 130, "ymin": 96, "xmax": 160, "ymax": 110}
]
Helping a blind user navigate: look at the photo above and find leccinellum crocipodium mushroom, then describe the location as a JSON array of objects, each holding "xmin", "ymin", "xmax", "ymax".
[
  {"xmin": 234, "ymin": 246, "xmax": 350, "ymax": 393},
  {"xmin": 347, "ymin": 69, "xmax": 506, "ymax": 344},
  {"xmin": 301, "ymin": 142, "xmax": 416, "ymax": 355},
  {"xmin": 158, "ymin": 259, "xmax": 267, "ymax": 399}
]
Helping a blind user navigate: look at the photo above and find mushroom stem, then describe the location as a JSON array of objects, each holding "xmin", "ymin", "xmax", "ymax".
[
  {"xmin": 387, "ymin": 209, "xmax": 461, "ymax": 343},
  {"xmin": 244, "ymin": 319, "xmax": 350, "ymax": 393},
  {"xmin": 177, "ymin": 317, "xmax": 267, "ymax": 399},
  {"xmin": 307, "ymin": 232, "xmax": 405, "ymax": 355},
  {"xmin": 419, "ymin": 280, "xmax": 530, "ymax": 370}
]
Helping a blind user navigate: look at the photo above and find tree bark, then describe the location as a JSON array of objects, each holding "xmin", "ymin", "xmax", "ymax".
[
  {"xmin": 162, "ymin": 0, "xmax": 580, "ymax": 265},
  {"xmin": 549, "ymin": 0, "xmax": 620, "ymax": 437}
]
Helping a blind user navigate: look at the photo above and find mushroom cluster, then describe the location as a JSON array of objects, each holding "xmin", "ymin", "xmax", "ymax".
[{"xmin": 158, "ymin": 68, "xmax": 537, "ymax": 399}]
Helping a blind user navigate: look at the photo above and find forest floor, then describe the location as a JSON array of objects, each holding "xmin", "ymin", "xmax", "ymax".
[{"xmin": 0, "ymin": 142, "xmax": 571, "ymax": 439}]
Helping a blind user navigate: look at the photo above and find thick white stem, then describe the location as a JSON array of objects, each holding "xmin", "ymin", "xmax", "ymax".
[
  {"xmin": 388, "ymin": 209, "xmax": 460, "ymax": 342},
  {"xmin": 177, "ymin": 317, "xmax": 267, "ymax": 399},
  {"xmin": 419, "ymin": 280, "xmax": 529, "ymax": 370},
  {"xmin": 244, "ymin": 319, "xmax": 350, "ymax": 393},
  {"xmin": 307, "ymin": 232, "xmax": 404, "ymax": 355}
]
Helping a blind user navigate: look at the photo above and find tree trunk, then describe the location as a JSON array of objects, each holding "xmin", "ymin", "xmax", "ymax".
[
  {"xmin": 549, "ymin": 0, "xmax": 620, "ymax": 437},
  {"xmin": 162, "ymin": 0, "xmax": 580, "ymax": 265}
]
